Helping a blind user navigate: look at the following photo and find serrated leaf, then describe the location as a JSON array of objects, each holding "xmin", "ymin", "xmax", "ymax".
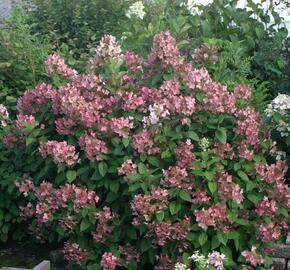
[{"xmin": 147, "ymin": 156, "xmax": 160, "ymax": 167}]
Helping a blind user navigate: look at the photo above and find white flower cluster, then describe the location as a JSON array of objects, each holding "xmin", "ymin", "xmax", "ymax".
[
  {"xmin": 174, "ymin": 262, "xmax": 190, "ymax": 270},
  {"xmin": 277, "ymin": 120, "xmax": 290, "ymax": 137},
  {"xmin": 143, "ymin": 103, "xmax": 170, "ymax": 126},
  {"xmin": 199, "ymin": 137, "xmax": 210, "ymax": 151},
  {"xmin": 275, "ymin": 151, "xmax": 286, "ymax": 161},
  {"xmin": 189, "ymin": 251, "xmax": 209, "ymax": 269},
  {"xmin": 126, "ymin": 1, "xmax": 146, "ymax": 20},
  {"xmin": 265, "ymin": 94, "xmax": 290, "ymax": 137},
  {"xmin": 265, "ymin": 93, "xmax": 290, "ymax": 117}
]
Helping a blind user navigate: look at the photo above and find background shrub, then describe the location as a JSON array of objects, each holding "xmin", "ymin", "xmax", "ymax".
[{"xmin": 0, "ymin": 7, "xmax": 52, "ymax": 112}]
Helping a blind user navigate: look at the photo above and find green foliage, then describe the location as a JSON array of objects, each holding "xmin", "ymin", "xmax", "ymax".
[
  {"xmin": 0, "ymin": 6, "xmax": 52, "ymax": 112},
  {"xmin": 23, "ymin": 0, "xmax": 135, "ymax": 58}
]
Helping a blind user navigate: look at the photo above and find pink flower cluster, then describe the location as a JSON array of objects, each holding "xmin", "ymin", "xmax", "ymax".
[
  {"xmin": 194, "ymin": 204, "xmax": 229, "ymax": 231},
  {"xmin": 212, "ymin": 142, "xmax": 233, "ymax": 159},
  {"xmin": 16, "ymin": 180, "xmax": 99, "ymax": 223},
  {"xmin": 119, "ymin": 245, "xmax": 140, "ymax": 264},
  {"xmin": 256, "ymin": 161, "xmax": 290, "ymax": 207},
  {"xmin": 234, "ymin": 85, "xmax": 252, "ymax": 100},
  {"xmin": 234, "ymin": 107, "xmax": 260, "ymax": 146},
  {"xmin": 257, "ymin": 222, "xmax": 281, "ymax": 242},
  {"xmin": 63, "ymin": 242, "xmax": 88, "ymax": 266},
  {"xmin": 100, "ymin": 252, "xmax": 119, "ymax": 270},
  {"xmin": 111, "ymin": 117, "xmax": 133, "ymax": 137},
  {"xmin": 154, "ymin": 255, "xmax": 174, "ymax": 270},
  {"xmin": 242, "ymin": 246, "xmax": 264, "ymax": 266},
  {"xmin": 255, "ymin": 197, "xmax": 277, "ymax": 217},
  {"xmin": 45, "ymin": 53, "xmax": 77, "ymax": 78},
  {"xmin": 39, "ymin": 140, "xmax": 80, "ymax": 166},
  {"xmin": 131, "ymin": 187, "xmax": 169, "ymax": 225},
  {"xmin": 150, "ymin": 31, "xmax": 183, "ymax": 68},
  {"xmin": 79, "ymin": 133, "xmax": 107, "ymax": 161},
  {"xmin": 96, "ymin": 35, "xmax": 121, "ymax": 59},
  {"xmin": 92, "ymin": 206, "xmax": 115, "ymax": 243},
  {"xmin": 17, "ymin": 83, "xmax": 55, "ymax": 115},
  {"xmin": 148, "ymin": 217, "xmax": 190, "ymax": 247},
  {"xmin": 132, "ymin": 130, "xmax": 160, "ymax": 155},
  {"xmin": 15, "ymin": 114, "xmax": 37, "ymax": 130},
  {"xmin": 161, "ymin": 166, "xmax": 191, "ymax": 189},
  {"xmin": 207, "ymin": 251, "xmax": 226, "ymax": 270},
  {"xmin": 0, "ymin": 104, "xmax": 9, "ymax": 126},
  {"xmin": 216, "ymin": 171, "xmax": 244, "ymax": 204},
  {"xmin": 175, "ymin": 139, "xmax": 196, "ymax": 168},
  {"xmin": 118, "ymin": 159, "xmax": 137, "ymax": 177}
]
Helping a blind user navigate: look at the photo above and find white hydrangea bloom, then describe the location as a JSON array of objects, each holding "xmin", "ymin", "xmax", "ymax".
[
  {"xmin": 275, "ymin": 151, "xmax": 286, "ymax": 160},
  {"xmin": 174, "ymin": 262, "xmax": 190, "ymax": 270},
  {"xmin": 143, "ymin": 103, "xmax": 169, "ymax": 126},
  {"xmin": 277, "ymin": 120, "xmax": 290, "ymax": 137},
  {"xmin": 189, "ymin": 251, "xmax": 209, "ymax": 269},
  {"xmin": 199, "ymin": 137, "xmax": 210, "ymax": 151},
  {"xmin": 265, "ymin": 93, "xmax": 290, "ymax": 117},
  {"xmin": 126, "ymin": 1, "xmax": 146, "ymax": 20}
]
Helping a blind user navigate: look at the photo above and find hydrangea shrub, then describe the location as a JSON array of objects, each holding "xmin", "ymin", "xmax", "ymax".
[{"xmin": 0, "ymin": 32, "xmax": 289, "ymax": 270}]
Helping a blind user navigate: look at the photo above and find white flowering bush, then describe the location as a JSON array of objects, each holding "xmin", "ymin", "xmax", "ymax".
[
  {"xmin": 126, "ymin": 1, "xmax": 146, "ymax": 20},
  {"xmin": 265, "ymin": 94, "xmax": 290, "ymax": 166}
]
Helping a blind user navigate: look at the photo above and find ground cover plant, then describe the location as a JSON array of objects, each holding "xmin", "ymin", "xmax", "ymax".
[{"xmin": 0, "ymin": 30, "xmax": 289, "ymax": 270}]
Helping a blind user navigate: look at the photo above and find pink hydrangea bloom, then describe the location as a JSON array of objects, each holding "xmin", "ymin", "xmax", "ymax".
[
  {"xmin": 234, "ymin": 85, "xmax": 252, "ymax": 100},
  {"xmin": 194, "ymin": 204, "xmax": 229, "ymax": 231},
  {"xmin": 0, "ymin": 104, "xmax": 9, "ymax": 126},
  {"xmin": 111, "ymin": 117, "xmax": 133, "ymax": 137},
  {"xmin": 15, "ymin": 114, "xmax": 37, "ymax": 130},
  {"xmin": 96, "ymin": 35, "xmax": 121, "ymax": 59},
  {"xmin": 17, "ymin": 83, "xmax": 55, "ymax": 115},
  {"xmin": 118, "ymin": 160, "xmax": 137, "ymax": 176},
  {"xmin": 217, "ymin": 171, "xmax": 244, "ymax": 204},
  {"xmin": 207, "ymin": 251, "xmax": 226, "ymax": 270},
  {"xmin": 100, "ymin": 252, "xmax": 118, "ymax": 270},
  {"xmin": 257, "ymin": 222, "xmax": 281, "ymax": 242},
  {"xmin": 132, "ymin": 130, "xmax": 159, "ymax": 155},
  {"xmin": 79, "ymin": 133, "xmax": 107, "ymax": 161},
  {"xmin": 255, "ymin": 197, "xmax": 277, "ymax": 217},
  {"xmin": 150, "ymin": 31, "xmax": 183, "ymax": 68},
  {"xmin": 242, "ymin": 246, "xmax": 264, "ymax": 266},
  {"xmin": 39, "ymin": 140, "xmax": 80, "ymax": 166},
  {"xmin": 45, "ymin": 53, "xmax": 77, "ymax": 78},
  {"xmin": 63, "ymin": 242, "xmax": 88, "ymax": 265}
]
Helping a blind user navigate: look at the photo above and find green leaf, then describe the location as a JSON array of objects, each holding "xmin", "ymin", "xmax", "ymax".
[
  {"xmin": 211, "ymin": 235, "xmax": 220, "ymax": 249},
  {"xmin": 138, "ymin": 163, "xmax": 147, "ymax": 174},
  {"xmin": 208, "ymin": 182, "xmax": 217, "ymax": 193},
  {"xmin": 122, "ymin": 137, "xmax": 130, "ymax": 147},
  {"xmin": 66, "ymin": 170, "xmax": 77, "ymax": 183},
  {"xmin": 179, "ymin": 191, "xmax": 192, "ymax": 202},
  {"xmin": 215, "ymin": 128, "xmax": 227, "ymax": 144},
  {"xmin": 156, "ymin": 210, "xmax": 164, "ymax": 222},
  {"xmin": 247, "ymin": 194, "xmax": 259, "ymax": 204},
  {"xmin": 199, "ymin": 233, "xmax": 208, "ymax": 246},
  {"xmin": 98, "ymin": 162, "xmax": 108, "ymax": 177},
  {"xmin": 147, "ymin": 156, "xmax": 160, "ymax": 167},
  {"xmin": 169, "ymin": 201, "xmax": 181, "ymax": 215},
  {"xmin": 187, "ymin": 131, "xmax": 199, "ymax": 141},
  {"xmin": 237, "ymin": 170, "xmax": 249, "ymax": 181},
  {"xmin": 80, "ymin": 219, "xmax": 90, "ymax": 232}
]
